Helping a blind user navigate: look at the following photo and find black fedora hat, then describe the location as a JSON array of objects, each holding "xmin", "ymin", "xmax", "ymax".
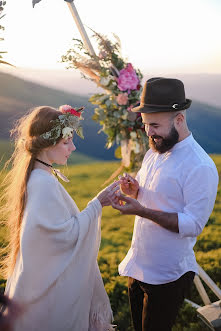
[{"xmin": 132, "ymin": 77, "xmax": 192, "ymax": 113}]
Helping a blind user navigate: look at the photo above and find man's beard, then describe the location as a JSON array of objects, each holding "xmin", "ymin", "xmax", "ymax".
[{"xmin": 149, "ymin": 125, "xmax": 179, "ymax": 153}]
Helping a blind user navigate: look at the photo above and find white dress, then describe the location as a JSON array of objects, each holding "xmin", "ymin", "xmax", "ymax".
[{"xmin": 5, "ymin": 169, "xmax": 113, "ymax": 331}]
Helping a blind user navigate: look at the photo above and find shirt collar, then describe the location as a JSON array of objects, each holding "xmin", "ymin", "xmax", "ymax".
[{"xmin": 171, "ymin": 132, "xmax": 193, "ymax": 152}]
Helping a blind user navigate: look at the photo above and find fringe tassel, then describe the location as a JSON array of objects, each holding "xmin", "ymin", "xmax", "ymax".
[{"xmin": 89, "ymin": 305, "xmax": 116, "ymax": 331}]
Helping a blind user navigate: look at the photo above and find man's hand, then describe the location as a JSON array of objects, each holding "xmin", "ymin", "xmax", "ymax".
[
  {"xmin": 110, "ymin": 192, "xmax": 179, "ymax": 233},
  {"xmin": 119, "ymin": 173, "xmax": 139, "ymax": 199},
  {"xmin": 110, "ymin": 193, "xmax": 143, "ymax": 215}
]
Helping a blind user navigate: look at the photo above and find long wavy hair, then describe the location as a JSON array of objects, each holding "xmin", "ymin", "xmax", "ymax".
[{"xmin": 0, "ymin": 106, "xmax": 63, "ymax": 278}]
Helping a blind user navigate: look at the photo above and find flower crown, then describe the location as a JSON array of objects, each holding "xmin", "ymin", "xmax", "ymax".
[{"xmin": 40, "ymin": 105, "xmax": 84, "ymax": 144}]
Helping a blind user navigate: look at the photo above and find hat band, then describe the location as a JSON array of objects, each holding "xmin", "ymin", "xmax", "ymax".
[{"xmin": 140, "ymin": 102, "xmax": 186, "ymax": 110}]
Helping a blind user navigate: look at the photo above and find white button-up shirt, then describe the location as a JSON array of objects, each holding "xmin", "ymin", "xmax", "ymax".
[{"xmin": 119, "ymin": 134, "xmax": 219, "ymax": 284}]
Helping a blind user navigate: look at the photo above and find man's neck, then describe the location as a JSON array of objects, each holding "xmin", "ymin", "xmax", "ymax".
[{"xmin": 178, "ymin": 129, "xmax": 191, "ymax": 142}]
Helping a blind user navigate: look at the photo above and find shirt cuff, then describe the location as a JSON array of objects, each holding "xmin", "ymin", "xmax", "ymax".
[
  {"xmin": 90, "ymin": 197, "xmax": 102, "ymax": 214},
  {"xmin": 178, "ymin": 212, "xmax": 198, "ymax": 238}
]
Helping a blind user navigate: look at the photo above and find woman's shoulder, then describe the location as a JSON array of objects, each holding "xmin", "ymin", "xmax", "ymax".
[
  {"xmin": 28, "ymin": 169, "xmax": 58, "ymax": 190},
  {"xmin": 27, "ymin": 169, "xmax": 64, "ymax": 205}
]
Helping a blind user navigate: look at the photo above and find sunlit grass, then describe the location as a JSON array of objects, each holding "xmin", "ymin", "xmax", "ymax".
[{"xmin": 0, "ymin": 157, "xmax": 220, "ymax": 330}]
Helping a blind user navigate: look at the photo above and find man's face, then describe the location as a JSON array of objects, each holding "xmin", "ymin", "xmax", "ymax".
[{"xmin": 141, "ymin": 112, "xmax": 179, "ymax": 153}]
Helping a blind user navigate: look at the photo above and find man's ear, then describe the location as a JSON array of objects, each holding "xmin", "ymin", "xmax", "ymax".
[{"xmin": 174, "ymin": 112, "xmax": 185, "ymax": 127}]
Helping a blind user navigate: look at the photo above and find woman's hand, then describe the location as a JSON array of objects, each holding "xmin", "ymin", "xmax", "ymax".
[
  {"xmin": 119, "ymin": 173, "xmax": 139, "ymax": 199},
  {"xmin": 109, "ymin": 193, "xmax": 144, "ymax": 215},
  {"xmin": 97, "ymin": 181, "xmax": 120, "ymax": 207}
]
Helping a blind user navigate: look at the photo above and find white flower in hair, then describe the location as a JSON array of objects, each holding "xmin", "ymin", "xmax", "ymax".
[
  {"xmin": 130, "ymin": 131, "xmax": 137, "ymax": 139},
  {"xmin": 62, "ymin": 127, "xmax": 74, "ymax": 139},
  {"xmin": 40, "ymin": 105, "xmax": 84, "ymax": 143}
]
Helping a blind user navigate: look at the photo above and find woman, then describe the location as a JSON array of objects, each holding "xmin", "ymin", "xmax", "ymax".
[{"xmin": 1, "ymin": 105, "xmax": 118, "ymax": 331}]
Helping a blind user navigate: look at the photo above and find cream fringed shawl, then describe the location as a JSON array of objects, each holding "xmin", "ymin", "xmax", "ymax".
[{"xmin": 5, "ymin": 169, "xmax": 114, "ymax": 331}]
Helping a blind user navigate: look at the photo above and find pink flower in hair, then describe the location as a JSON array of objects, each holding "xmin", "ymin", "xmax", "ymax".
[
  {"xmin": 117, "ymin": 63, "xmax": 140, "ymax": 92},
  {"xmin": 59, "ymin": 104, "xmax": 81, "ymax": 117}
]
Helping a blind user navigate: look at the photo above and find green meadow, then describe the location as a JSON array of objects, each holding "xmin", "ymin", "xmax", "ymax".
[{"xmin": 0, "ymin": 157, "xmax": 220, "ymax": 330}]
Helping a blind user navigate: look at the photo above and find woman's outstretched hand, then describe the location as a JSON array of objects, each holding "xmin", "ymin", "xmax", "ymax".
[
  {"xmin": 119, "ymin": 173, "xmax": 139, "ymax": 199},
  {"xmin": 97, "ymin": 181, "xmax": 120, "ymax": 207},
  {"xmin": 109, "ymin": 192, "xmax": 143, "ymax": 216}
]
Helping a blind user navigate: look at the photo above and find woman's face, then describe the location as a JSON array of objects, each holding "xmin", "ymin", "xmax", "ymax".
[{"xmin": 46, "ymin": 136, "xmax": 76, "ymax": 165}]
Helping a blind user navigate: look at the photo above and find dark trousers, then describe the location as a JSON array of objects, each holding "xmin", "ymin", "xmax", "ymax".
[{"xmin": 128, "ymin": 271, "xmax": 195, "ymax": 331}]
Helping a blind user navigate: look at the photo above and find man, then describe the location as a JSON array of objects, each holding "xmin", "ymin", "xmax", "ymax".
[{"xmin": 111, "ymin": 78, "xmax": 219, "ymax": 331}]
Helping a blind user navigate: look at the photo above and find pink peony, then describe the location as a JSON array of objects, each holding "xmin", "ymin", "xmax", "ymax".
[
  {"xmin": 60, "ymin": 104, "xmax": 81, "ymax": 117},
  {"xmin": 116, "ymin": 93, "xmax": 128, "ymax": 105},
  {"xmin": 117, "ymin": 63, "xmax": 140, "ymax": 91}
]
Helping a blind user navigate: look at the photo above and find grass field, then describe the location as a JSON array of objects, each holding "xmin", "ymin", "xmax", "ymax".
[{"xmin": 0, "ymin": 157, "xmax": 220, "ymax": 330}]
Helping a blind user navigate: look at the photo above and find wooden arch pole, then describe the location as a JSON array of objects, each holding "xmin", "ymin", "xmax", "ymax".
[{"xmin": 64, "ymin": 0, "xmax": 96, "ymax": 57}]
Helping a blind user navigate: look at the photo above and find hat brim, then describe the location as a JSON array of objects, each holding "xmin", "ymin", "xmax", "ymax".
[{"xmin": 131, "ymin": 99, "xmax": 192, "ymax": 113}]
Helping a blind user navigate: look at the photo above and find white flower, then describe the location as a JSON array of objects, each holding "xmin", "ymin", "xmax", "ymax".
[
  {"xmin": 42, "ymin": 132, "xmax": 51, "ymax": 139},
  {"xmin": 116, "ymin": 134, "xmax": 121, "ymax": 144},
  {"xmin": 121, "ymin": 110, "xmax": 128, "ymax": 120},
  {"xmin": 62, "ymin": 127, "xmax": 73, "ymax": 139},
  {"xmin": 130, "ymin": 131, "xmax": 137, "ymax": 139},
  {"xmin": 131, "ymin": 141, "xmax": 140, "ymax": 154},
  {"xmin": 100, "ymin": 76, "xmax": 112, "ymax": 86}
]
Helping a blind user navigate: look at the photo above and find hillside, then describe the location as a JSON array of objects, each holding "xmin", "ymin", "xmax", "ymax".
[
  {"xmin": 0, "ymin": 71, "xmax": 115, "ymax": 160},
  {"xmin": 0, "ymin": 71, "xmax": 221, "ymax": 157},
  {"xmin": 3, "ymin": 68, "xmax": 221, "ymax": 108}
]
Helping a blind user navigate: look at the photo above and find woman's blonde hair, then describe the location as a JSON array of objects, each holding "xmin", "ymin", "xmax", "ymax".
[{"xmin": 0, "ymin": 106, "xmax": 63, "ymax": 278}]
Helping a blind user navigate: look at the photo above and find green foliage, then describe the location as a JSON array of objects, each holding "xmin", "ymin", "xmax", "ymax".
[
  {"xmin": 114, "ymin": 146, "xmax": 122, "ymax": 159},
  {"xmin": 172, "ymin": 302, "xmax": 208, "ymax": 331},
  {"xmin": 61, "ymin": 32, "xmax": 149, "ymax": 172},
  {"xmin": 0, "ymin": 157, "xmax": 220, "ymax": 330},
  {"xmin": 41, "ymin": 111, "xmax": 84, "ymax": 143},
  {"xmin": 0, "ymin": 1, "xmax": 13, "ymax": 67}
]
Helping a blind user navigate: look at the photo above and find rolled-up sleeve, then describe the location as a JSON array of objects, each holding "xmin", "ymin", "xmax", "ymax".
[{"xmin": 178, "ymin": 164, "xmax": 218, "ymax": 238}]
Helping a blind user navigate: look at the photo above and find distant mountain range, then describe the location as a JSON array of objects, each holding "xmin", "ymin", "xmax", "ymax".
[
  {"xmin": 0, "ymin": 71, "xmax": 116, "ymax": 160},
  {"xmin": 0, "ymin": 71, "xmax": 221, "ymax": 160},
  {"xmin": 2, "ymin": 67, "xmax": 221, "ymax": 108}
]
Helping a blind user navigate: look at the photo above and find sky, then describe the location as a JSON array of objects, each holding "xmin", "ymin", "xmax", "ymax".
[{"xmin": 1, "ymin": 0, "xmax": 221, "ymax": 75}]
